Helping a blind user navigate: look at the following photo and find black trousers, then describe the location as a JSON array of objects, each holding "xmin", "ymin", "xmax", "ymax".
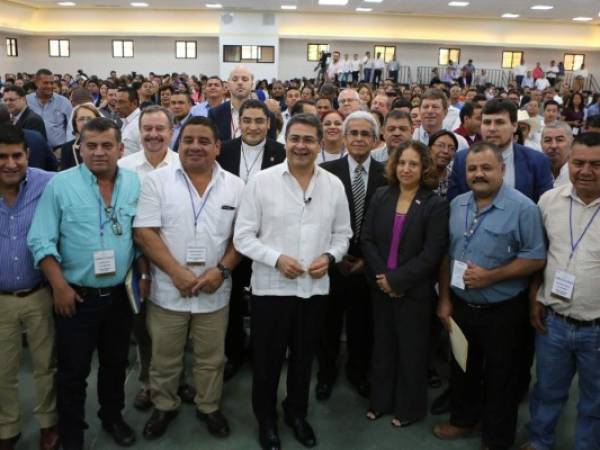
[
  {"xmin": 373, "ymin": 69, "xmax": 383, "ymax": 85},
  {"xmin": 55, "ymin": 285, "xmax": 133, "ymax": 449},
  {"xmin": 316, "ymin": 269, "xmax": 372, "ymax": 385},
  {"xmin": 388, "ymin": 70, "xmax": 399, "ymax": 83},
  {"xmin": 352, "ymin": 71, "xmax": 360, "ymax": 83},
  {"xmin": 225, "ymin": 257, "xmax": 251, "ymax": 365},
  {"xmin": 449, "ymin": 292, "xmax": 526, "ymax": 450},
  {"xmin": 251, "ymin": 294, "xmax": 326, "ymax": 426},
  {"xmin": 370, "ymin": 290, "xmax": 432, "ymax": 421}
]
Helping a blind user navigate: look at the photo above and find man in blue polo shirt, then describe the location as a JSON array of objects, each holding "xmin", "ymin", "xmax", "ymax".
[{"xmin": 434, "ymin": 142, "xmax": 546, "ymax": 450}]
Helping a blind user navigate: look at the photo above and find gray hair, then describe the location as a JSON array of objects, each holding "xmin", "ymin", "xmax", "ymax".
[
  {"xmin": 542, "ymin": 121, "xmax": 573, "ymax": 141},
  {"xmin": 138, "ymin": 105, "xmax": 174, "ymax": 130},
  {"xmin": 342, "ymin": 110, "xmax": 379, "ymax": 138},
  {"xmin": 337, "ymin": 88, "xmax": 359, "ymax": 103}
]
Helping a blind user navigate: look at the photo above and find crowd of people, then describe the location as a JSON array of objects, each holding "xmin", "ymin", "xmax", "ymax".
[{"xmin": 1, "ymin": 62, "xmax": 600, "ymax": 450}]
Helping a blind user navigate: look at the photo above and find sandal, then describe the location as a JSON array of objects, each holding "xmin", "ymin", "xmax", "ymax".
[
  {"xmin": 391, "ymin": 417, "xmax": 415, "ymax": 428},
  {"xmin": 366, "ymin": 409, "xmax": 382, "ymax": 421}
]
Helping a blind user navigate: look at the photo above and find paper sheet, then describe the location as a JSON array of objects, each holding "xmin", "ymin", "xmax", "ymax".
[{"xmin": 449, "ymin": 317, "xmax": 468, "ymax": 372}]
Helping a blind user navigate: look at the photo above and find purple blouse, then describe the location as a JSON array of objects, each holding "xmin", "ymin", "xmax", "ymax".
[{"xmin": 387, "ymin": 213, "xmax": 407, "ymax": 269}]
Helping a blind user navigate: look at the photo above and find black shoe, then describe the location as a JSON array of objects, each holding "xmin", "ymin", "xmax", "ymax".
[
  {"xmin": 430, "ymin": 387, "xmax": 451, "ymax": 415},
  {"xmin": 177, "ymin": 383, "xmax": 196, "ymax": 405},
  {"xmin": 284, "ymin": 414, "xmax": 317, "ymax": 448},
  {"xmin": 258, "ymin": 424, "xmax": 281, "ymax": 450},
  {"xmin": 142, "ymin": 409, "xmax": 178, "ymax": 440},
  {"xmin": 224, "ymin": 360, "xmax": 243, "ymax": 381},
  {"xmin": 102, "ymin": 418, "xmax": 136, "ymax": 447},
  {"xmin": 196, "ymin": 410, "xmax": 230, "ymax": 438},
  {"xmin": 133, "ymin": 388, "xmax": 152, "ymax": 411},
  {"xmin": 315, "ymin": 381, "xmax": 333, "ymax": 401}
]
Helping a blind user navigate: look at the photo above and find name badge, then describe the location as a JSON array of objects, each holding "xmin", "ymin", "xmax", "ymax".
[
  {"xmin": 451, "ymin": 260, "xmax": 468, "ymax": 290},
  {"xmin": 94, "ymin": 250, "xmax": 116, "ymax": 277},
  {"xmin": 551, "ymin": 269, "xmax": 575, "ymax": 302},
  {"xmin": 186, "ymin": 242, "xmax": 207, "ymax": 266}
]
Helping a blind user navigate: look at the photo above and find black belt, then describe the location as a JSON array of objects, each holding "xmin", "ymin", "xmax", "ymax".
[
  {"xmin": 70, "ymin": 284, "xmax": 124, "ymax": 299},
  {"xmin": 0, "ymin": 282, "xmax": 46, "ymax": 298},
  {"xmin": 452, "ymin": 291, "xmax": 525, "ymax": 310},
  {"xmin": 547, "ymin": 308, "xmax": 600, "ymax": 328}
]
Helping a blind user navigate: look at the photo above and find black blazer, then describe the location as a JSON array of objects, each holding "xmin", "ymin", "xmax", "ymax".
[
  {"xmin": 24, "ymin": 129, "xmax": 57, "ymax": 171},
  {"xmin": 361, "ymin": 186, "xmax": 449, "ymax": 299},
  {"xmin": 217, "ymin": 137, "xmax": 286, "ymax": 176},
  {"xmin": 16, "ymin": 107, "xmax": 47, "ymax": 140},
  {"xmin": 321, "ymin": 156, "xmax": 386, "ymax": 257},
  {"xmin": 208, "ymin": 101, "xmax": 278, "ymax": 142}
]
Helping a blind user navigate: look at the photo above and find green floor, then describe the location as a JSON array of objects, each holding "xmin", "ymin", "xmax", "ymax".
[{"xmin": 15, "ymin": 347, "xmax": 577, "ymax": 450}]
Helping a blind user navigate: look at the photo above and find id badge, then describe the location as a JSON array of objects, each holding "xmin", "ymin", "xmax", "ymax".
[
  {"xmin": 451, "ymin": 260, "xmax": 468, "ymax": 290},
  {"xmin": 94, "ymin": 250, "xmax": 116, "ymax": 277},
  {"xmin": 551, "ymin": 269, "xmax": 575, "ymax": 302},
  {"xmin": 186, "ymin": 242, "xmax": 207, "ymax": 266}
]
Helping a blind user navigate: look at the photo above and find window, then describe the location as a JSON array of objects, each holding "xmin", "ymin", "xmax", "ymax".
[
  {"xmin": 374, "ymin": 45, "xmax": 395, "ymax": 63},
  {"xmin": 502, "ymin": 51, "xmax": 523, "ymax": 69},
  {"xmin": 176, "ymin": 40, "xmax": 197, "ymax": 59},
  {"xmin": 48, "ymin": 39, "xmax": 70, "ymax": 57},
  {"xmin": 564, "ymin": 53, "xmax": 585, "ymax": 71},
  {"xmin": 6, "ymin": 38, "xmax": 18, "ymax": 57},
  {"xmin": 438, "ymin": 48, "xmax": 460, "ymax": 66},
  {"xmin": 223, "ymin": 45, "xmax": 274, "ymax": 63},
  {"xmin": 112, "ymin": 40, "xmax": 134, "ymax": 58},
  {"xmin": 307, "ymin": 43, "xmax": 329, "ymax": 62}
]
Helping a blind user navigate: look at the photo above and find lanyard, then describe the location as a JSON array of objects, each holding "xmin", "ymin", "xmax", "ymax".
[
  {"xmin": 568, "ymin": 197, "xmax": 600, "ymax": 263},
  {"xmin": 182, "ymin": 174, "xmax": 213, "ymax": 233},
  {"xmin": 462, "ymin": 198, "xmax": 492, "ymax": 255},
  {"xmin": 241, "ymin": 146, "xmax": 264, "ymax": 180},
  {"xmin": 98, "ymin": 198, "xmax": 117, "ymax": 238}
]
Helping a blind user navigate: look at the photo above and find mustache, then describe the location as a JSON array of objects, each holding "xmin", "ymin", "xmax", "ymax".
[{"xmin": 471, "ymin": 177, "xmax": 488, "ymax": 183}]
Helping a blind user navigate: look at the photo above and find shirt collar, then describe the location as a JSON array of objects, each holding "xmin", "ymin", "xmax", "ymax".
[
  {"xmin": 461, "ymin": 183, "xmax": 507, "ymax": 211},
  {"xmin": 139, "ymin": 148, "xmax": 176, "ymax": 168},
  {"xmin": 241, "ymin": 139, "xmax": 266, "ymax": 152},
  {"xmin": 176, "ymin": 161, "xmax": 224, "ymax": 190},
  {"xmin": 347, "ymin": 153, "xmax": 371, "ymax": 174},
  {"xmin": 501, "ymin": 142, "xmax": 514, "ymax": 160},
  {"xmin": 125, "ymin": 108, "xmax": 141, "ymax": 124},
  {"xmin": 565, "ymin": 184, "xmax": 600, "ymax": 207},
  {"xmin": 281, "ymin": 159, "xmax": 321, "ymax": 178},
  {"xmin": 176, "ymin": 112, "xmax": 192, "ymax": 127},
  {"xmin": 79, "ymin": 162, "xmax": 122, "ymax": 186}
]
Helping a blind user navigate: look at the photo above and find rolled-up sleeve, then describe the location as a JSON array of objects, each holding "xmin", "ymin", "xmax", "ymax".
[
  {"xmin": 27, "ymin": 180, "xmax": 62, "ymax": 267},
  {"xmin": 517, "ymin": 203, "xmax": 547, "ymax": 260},
  {"xmin": 133, "ymin": 174, "xmax": 162, "ymax": 228}
]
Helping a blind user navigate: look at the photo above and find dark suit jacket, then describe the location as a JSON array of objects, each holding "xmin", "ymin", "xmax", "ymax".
[
  {"xmin": 16, "ymin": 107, "xmax": 47, "ymax": 140},
  {"xmin": 447, "ymin": 143, "xmax": 554, "ymax": 203},
  {"xmin": 217, "ymin": 137, "xmax": 286, "ymax": 176},
  {"xmin": 361, "ymin": 186, "xmax": 449, "ymax": 299},
  {"xmin": 321, "ymin": 156, "xmax": 386, "ymax": 257},
  {"xmin": 24, "ymin": 129, "xmax": 58, "ymax": 171},
  {"xmin": 208, "ymin": 101, "xmax": 278, "ymax": 142}
]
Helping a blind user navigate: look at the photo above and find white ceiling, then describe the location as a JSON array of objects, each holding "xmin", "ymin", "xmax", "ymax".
[{"xmin": 9, "ymin": 0, "xmax": 600, "ymax": 23}]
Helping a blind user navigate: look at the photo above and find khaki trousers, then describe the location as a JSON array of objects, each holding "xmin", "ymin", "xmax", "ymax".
[
  {"xmin": 0, "ymin": 288, "xmax": 57, "ymax": 439},
  {"xmin": 147, "ymin": 302, "xmax": 228, "ymax": 413}
]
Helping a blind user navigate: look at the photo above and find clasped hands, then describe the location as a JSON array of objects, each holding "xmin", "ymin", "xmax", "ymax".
[
  {"xmin": 276, "ymin": 254, "xmax": 330, "ymax": 280},
  {"xmin": 172, "ymin": 266, "xmax": 224, "ymax": 297},
  {"xmin": 375, "ymin": 274, "xmax": 402, "ymax": 298}
]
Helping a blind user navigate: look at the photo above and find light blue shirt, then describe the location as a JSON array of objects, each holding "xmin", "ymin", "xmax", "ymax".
[
  {"xmin": 191, "ymin": 101, "xmax": 210, "ymax": 118},
  {"xmin": 449, "ymin": 184, "xmax": 546, "ymax": 304},
  {"xmin": 501, "ymin": 144, "xmax": 516, "ymax": 188},
  {"xmin": 27, "ymin": 164, "xmax": 140, "ymax": 288},
  {"xmin": 26, "ymin": 93, "xmax": 73, "ymax": 148},
  {"xmin": 171, "ymin": 112, "xmax": 192, "ymax": 149}
]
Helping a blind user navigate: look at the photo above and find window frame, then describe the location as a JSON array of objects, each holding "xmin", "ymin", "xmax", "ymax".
[
  {"xmin": 223, "ymin": 45, "xmax": 275, "ymax": 63},
  {"xmin": 563, "ymin": 53, "xmax": 585, "ymax": 71},
  {"xmin": 307, "ymin": 43, "xmax": 330, "ymax": 62},
  {"xmin": 438, "ymin": 47, "xmax": 461, "ymax": 66},
  {"xmin": 175, "ymin": 40, "xmax": 197, "ymax": 59},
  {"xmin": 501, "ymin": 50, "xmax": 524, "ymax": 69},
  {"xmin": 6, "ymin": 37, "xmax": 18, "ymax": 57},
  {"xmin": 112, "ymin": 39, "xmax": 134, "ymax": 59},
  {"xmin": 374, "ymin": 45, "xmax": 396, "ymax": 63},
  {"xmin": 48, "ymin": 39, "xmax": 70, "ymax": 58}
]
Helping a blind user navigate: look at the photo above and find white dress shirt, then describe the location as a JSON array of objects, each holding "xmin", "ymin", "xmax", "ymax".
[
  {"xmin": 370, "ymin": 145, "xmax": 389, "ymax": 163},
  {"xmin": 134, "ymin": 162, "xmax": 245, "ymax": 313},
  {"xmin": 553, "ymin": 163, "xmax": 570, "ymax": 188},
  {"xmin": 500, "ymin": 143, "xmax": 516, "ymax": 188},
  {"xmin": 121, "ymin": 108, "xmax": 142, "ymax": 156},
  {"xmin": 234, "ymin": 161, "xmax": 352, "ymax": 299},
  {"xmin": 239, "ymin": 139, "xmax": 266, "ymax": 183},
  {"xmin": 118, "ymin": 148, "xmax": 179, "ymax": 183},
  {"xmin": 412, "ymin": 126, "xmax": 469, "ymax": 152}
]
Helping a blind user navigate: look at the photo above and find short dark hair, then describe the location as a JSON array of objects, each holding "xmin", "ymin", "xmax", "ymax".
[
  {"xmin": 543, "ymin": 99, "xmax": 560, "ymax": 110},
  {"xmin": 138, "ymin": 105, "xmax": 174, "ymax": 130},
  {"xmin": 118, "ymin": 87, "xmax": 139, "ymax": 104},
  {"xmin": 0, "ymin": 123, "xmax": 27, "ymax": 150},
  {"xmin": 573, "ymin": 132, "xmax": 600, "ymax": 148},
  {"xmin": 290, "ymin": 100, "xmax": 316, "ymax": 116},
  {"xmin": 206, "ymin": 76, "xmax": 223, "ymax": 86},
  {"xmin": 584, "ymin": 115, "xmax": 600, "ymax": 130},
  {"xmin": 384, "ymin": 109, "xmax": 412, "ymax": 126},
  {"xmin": 179, "ymin": 116, "xmax": 220, "ymax": 142},
  {"xmin": 159, "ymin": 85, "xmax": 174, "ymax": 94},
  {"xmin": 80, "ymin": 117, "xmax": 122, "ymax": 144},
  {"xmin": 391, "ymin": 97, "xmax": 411, "ymax": 110},
  {"xmin": 385, "ymin": 140, "xmax": 438, "ymax": 190},
  {"xmin": 35, "ymin": 68, "xmax": 52, "ymax": 78},
  {"xmin": 421, "ymin": 89, "xmax": 448, "ymax": 110},
  {"xmin": 468, "ymin": 141, "xmax": 503, "ymax": 163},
  {"xmin": 428, "ymin": 129, "xmax": 458, "ymax": 150},
  {"xmin": 285, "ymin": 113, "xmax": 323, "ymax": 141},
  {"xmin": 239, "ymin": 99, "xmax": 269, "ymax": 119},
  {"xmin": 0, "ymin": 104, "xmax": 10, "ymax": 124},
  {"xmin": 2, "ymin": 85, "xmax": 26, "ymax": 97},
  {"xmin": 482, "ymin": 99, "xmax": 517, "ymax": 124},
  {"xmin": 459, "ymin": 102, "xmax": 482, "ymax": 123}
]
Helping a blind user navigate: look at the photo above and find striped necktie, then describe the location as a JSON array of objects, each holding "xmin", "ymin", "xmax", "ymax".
[{"xmin": 352, "ymin": 164, "xmax": 366, "ymax": 240}]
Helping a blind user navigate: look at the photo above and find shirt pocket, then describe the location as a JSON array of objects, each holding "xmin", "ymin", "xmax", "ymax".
[
  {"xmin": 481, "ymin": 223, "xmax": 517, "ymax": 266},
  {"xmin": 63, "ymin": 206, "xmax": 98, "ymax": 242},
  {"xmin": 117, "ymin": 205, "xmax": 136, "ymax": 238}
]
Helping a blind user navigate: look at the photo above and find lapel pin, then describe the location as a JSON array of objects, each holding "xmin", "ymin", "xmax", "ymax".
[
  {"xmin": 270, "ymin": 156, "xmax": 274, "ymax": 162},
  {"xmin": 416, "ymin": 199, "xmax": 421, "ymax": 205}
]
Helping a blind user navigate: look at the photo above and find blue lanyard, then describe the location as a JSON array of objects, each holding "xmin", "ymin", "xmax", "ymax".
[
  {"xmin": 182, "ymin": 174, "xmax": 213, "ymax": 231},
  {"xmin": 568, "ymin": 197, "xmax": 600, "ymax": 262},
  {"xmin": 462, "ymin": 198, "xmax": 492, "ymax": 255}
]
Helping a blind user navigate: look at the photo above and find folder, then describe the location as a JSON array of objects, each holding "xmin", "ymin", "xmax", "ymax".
[
  {"xmin": 125, "ymin": 267, "xmax": 143, "ymax": 315},
  {"xmin": 449, "ymin": 317, "xmax": 468, "ymax": 372}
]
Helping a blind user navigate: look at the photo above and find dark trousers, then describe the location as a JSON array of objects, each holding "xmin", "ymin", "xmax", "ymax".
[
  {"xmin": 251, "ymin": 294, "xmax": 326, "ymax": 426},
  {"xmin": 352, "ymin": 71, "xmax": 360, "ymax": 83},
  {"xmin": 370, "ymin": 290, "xmax": 432, "ymax": 421},
  {"xmin": 316, "ymin": 269, "xmax": 372, "ymax": 385},
  {"xmin": 373, "ymin": 69, "xmax": 383, "ymax": 85},
  {"xmin": 515, "ymin": 75, "xmax": 524, "ymax": 87},
  {"xmin": 449, "ymin": 292, "xmax": 526, "ymax": 450},
  {"xmin": 388, "ymin": 70, "xmax": 398, "ymax": 83},
  {"xmin": 55, "ymin": 285, "xmax": 133, "ymax": 449},
  {"xmin": 225, "ymin": 257, "xmax": 251, "ymax": 365}
]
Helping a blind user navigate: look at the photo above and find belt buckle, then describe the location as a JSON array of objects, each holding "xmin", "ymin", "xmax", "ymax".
[
  {"xmin": 97, "ymin": 288, "xmax": 112, "ymax": 298},
  {"xmin": 13, "ymin": 289, "xmax": 32, "ymax": 297}
]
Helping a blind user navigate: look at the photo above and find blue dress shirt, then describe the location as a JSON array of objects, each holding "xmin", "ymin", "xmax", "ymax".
[{"xmin": 26, "ymin": 93, "xmax": 73, "ymax": 148}]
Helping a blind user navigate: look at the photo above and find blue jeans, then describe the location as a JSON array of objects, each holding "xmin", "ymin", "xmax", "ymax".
[
  {"xmin": 529, "ymin": 312, "xmax": 600, "ymax": 450},
  {"xmin": 363, "ymin": 68, "xmax": 372, "ymax": 83}
]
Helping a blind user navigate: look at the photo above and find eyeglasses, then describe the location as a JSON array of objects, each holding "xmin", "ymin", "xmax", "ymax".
[
  {"xmin": 346, "ymin": 130, "xmax": 374, "ymax": 138},
  {"xmin": 339, "ymin": 98, "xmax": 358, "ymax": 104},
  {"xmin": 432, "ymin": 142, "xmax": 456, "ymax": 152}
]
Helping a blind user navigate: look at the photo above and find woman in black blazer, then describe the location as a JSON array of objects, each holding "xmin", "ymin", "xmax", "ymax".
[{"xmin": 362, "ymin": 140, "xmax": 449, "ymax": 427}]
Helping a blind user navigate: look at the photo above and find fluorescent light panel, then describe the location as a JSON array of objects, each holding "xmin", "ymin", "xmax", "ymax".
[
  {"xmin": 318, "ymin": 0, "xmax": 348, "ymax": 5},
  {"xmin": 130, "ymin": 2, "xmax": 148, "ymax": 6},
  {"xmin": 364, "ymin": 0, "xmax": 383, "ymax": 3},
  {"xmin": 448, "ymin": 1, "xmax": 469, "ymax": 6},
  {"xmin": 530, "ymin": 5, "xmax": 554, "ymax": 10},
  {"xmin": 502, "ymin": 13, "xmax": 520, "ymax": 18},
  {"xmin": 356, "ymin": 7, "xmax": 372, "ymax": 11},
  {"xmin": 572, "ymin": 16, "xmax": 592, "ymax": 21},
  {"xmin": 205, "ymin": 3, "xmax": 223, "ymax": 7},
  {"xmin": 57, "ymin": 1, "xmax": 76, "ymax": 5},
  {"xmin": 281, "ymin": 4, "xmax": 297, "ymax": 9}
]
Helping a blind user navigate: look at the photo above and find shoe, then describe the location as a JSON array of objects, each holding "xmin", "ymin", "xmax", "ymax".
[
  {"xmin": 284, "ymin": 413, "xmax": 317, "ymax": 448},
  {"xmin": 430, "ymin": 387, "xmax": 451, "ymax": 415},
  {"xmin": 196, "ymin": 410, "xmax": 230, "ymax": 438},
  {"xmin": 391, "ymin": 417, "xmax": 415, "ymax": 428},
  {"xmin": 315, "ymin": 381, "xmax": 333, "ymax": 401},
  {"xmin": 0, "ymin": 434, "xmax": 19, "ymax": 450},
  {"xmin": 40, "ymin": 425, "xmax": 60, "ymax": 450},
  {"xmin": 177, "ymin": 383, "xmax": 196, "ymax": 405},
  {"xmin": 102, "ymin": 418, "xmax": 136, "ymax": 447},
  {"xmin": 258, "ymin": 424, "xmax": 281, "ymax": 450},
  {"xmin": 366, "ymin": 409, "xmax": 382, "ymax": 421},
  {"xmin": 224, "ymin": 360, "xmax": 243, "ymax": 381},
  {"xmin": 142, "ymin": 409, "xmax": 178, "ymax": 440},
  {"xmin": 433, "ymin": 422, "xmax": 480, "ymax": 440},
  {"xmin": 134, "ymin": 388, "xmax": 152, "ymax": 411}
]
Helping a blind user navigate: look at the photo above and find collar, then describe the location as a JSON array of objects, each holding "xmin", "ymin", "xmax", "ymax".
[
  {"xmin": 176, "ymin": 112, "xmax": 192, "ymax": 127},
  {"xmin": 460, "ymin": 183, "xmax": 507, "ymax": 211},
  {"xmin": 500, "ymin": 142, "xmax": 514, "ymax": 160},
  {"xmin": 13, "ymin": 106, "xmax": 27, "ymax": 122},
  {"xmin": 241, "ymin": 138, "xmax": 266, "ymax": 152},
  {"xmin": 139, "ymin": 148, "xmax": 177, "ymax": 168},
  {"xmin": 564, "ymin": 184, "xmax": 600, "ymax": 207},
  {"xmin": 176, "ymin": 161, "xmax": 224, "ymax": 190},
  {"xmin": 280, "ymin": 159, "xmax": 321, "ymax": 179},
  {"xmin": 347, "ymin": 153, "xmax": 371, "ymax": 174},
  {"xmin": 79, "ymin": 163, "xmax": 121, "ymax": 186},
  {"xmin": 125, "ymin": 107, "xmax": 141, "ymax": 124},
  {"xmin": 34, "ymin": 93, "xmax": 54, "ymax": 105}
]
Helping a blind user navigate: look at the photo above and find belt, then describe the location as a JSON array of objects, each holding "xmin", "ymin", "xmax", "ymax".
[
  {"xmin": 453, "ymin": 291, "xmax": 525, "ymax": 311},
  {"xmin": 547, "ymin": 308, "xmax": 600, "ymax": 328},
  {"xmin": 0, "ymin": 282, "xmax": 46, "ymax": 298},
  {"xmin": 70, "ymin": 284, "xmax": 124, "ymax": 299}
]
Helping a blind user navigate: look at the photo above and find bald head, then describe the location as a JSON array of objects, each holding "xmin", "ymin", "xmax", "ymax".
[{"xmin": 228, "ymin": 66, "xmax": 253, "ymax": 101}]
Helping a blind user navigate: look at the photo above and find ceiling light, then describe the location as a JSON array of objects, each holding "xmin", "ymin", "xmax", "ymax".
[
  {"xmin": 205, "ymin": 3, "xmax": 222, "ymax": 7},
  {"xmin": 572, "ymin": 16, "xmax": 593, "ymax": 21},
  {"xmin": 318, "ymin": 0, "xmax": 348, "ymax": 5},
  {"xmin": 502, "ymin": 13, "xmax": 520, "ymax": 18},
  {"xmin": 356, "ymin": 7, "xmax": 372, "ymax": 11},
  {"xmin": 530, "ymin": 5, "xmax": 554, "ymax": 10},
  {"xmin": 364, "ymin": 0, "xmax": 383, "ymax": 2},
  {"xmin": 281, "ymin": 4, "xmax": 296, "ymax": 9},
  {"xmin": 130, "ymin": 2, "xmax": 148, "ymax": 6},
  {"xmin": 57, "ymin": 1, "xmax": 76, "ymax": 5},
  {"xmin": 448, "ymin": 1, "xmax": 469, "ymax": 6}
]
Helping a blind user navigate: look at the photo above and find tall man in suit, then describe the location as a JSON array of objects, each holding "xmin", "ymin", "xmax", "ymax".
[
  {"xmin": 3, "ymin": 85, "xmax": 48, "ymax": 139},
  {"xmin": 217, "ymin": 99, "xmax": 286, "ymax": 380},
  {"xmin": 315, "ymin": 111, "xmax": 386, "ymax": 401},
  {"xmin": 208, "ymin": 66, "xmax": 277, "ymax": 142}
]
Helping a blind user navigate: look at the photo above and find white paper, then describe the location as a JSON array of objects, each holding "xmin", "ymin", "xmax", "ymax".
[
  {"xmin": 94, "ymin": 250, "xmax": 116, "ymax": 276},
  {"xmin": 186, "ymin": 243, "xmax": 207, "ymax": 266},
  {"xmin": 551, "ymin": 269, "xmax": 575, "ymax": 302},
  {"xmin": 449, "ymin": 317, "xmax": 469, "ymax": 373},
  {"xmin": 451, "ymin": 260, "xmax": 468, "ymax": 290}
]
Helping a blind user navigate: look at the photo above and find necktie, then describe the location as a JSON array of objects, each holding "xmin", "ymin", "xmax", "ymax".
[{"xmin": 352, "ymin": 164, "xmax": 366, "ymax": 240}]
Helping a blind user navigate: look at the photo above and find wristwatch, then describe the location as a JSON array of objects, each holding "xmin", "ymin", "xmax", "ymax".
[
  {"xmin": 140, "ymin": 273, "xmax": 152, "ymax": 281},
  {"xmin": 323, "ymin": 253, "xmax": 335, "ymax": 266},
  {"xmin": 217, "ymin": 263, "xmax": 231, "ymax": 280}
]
